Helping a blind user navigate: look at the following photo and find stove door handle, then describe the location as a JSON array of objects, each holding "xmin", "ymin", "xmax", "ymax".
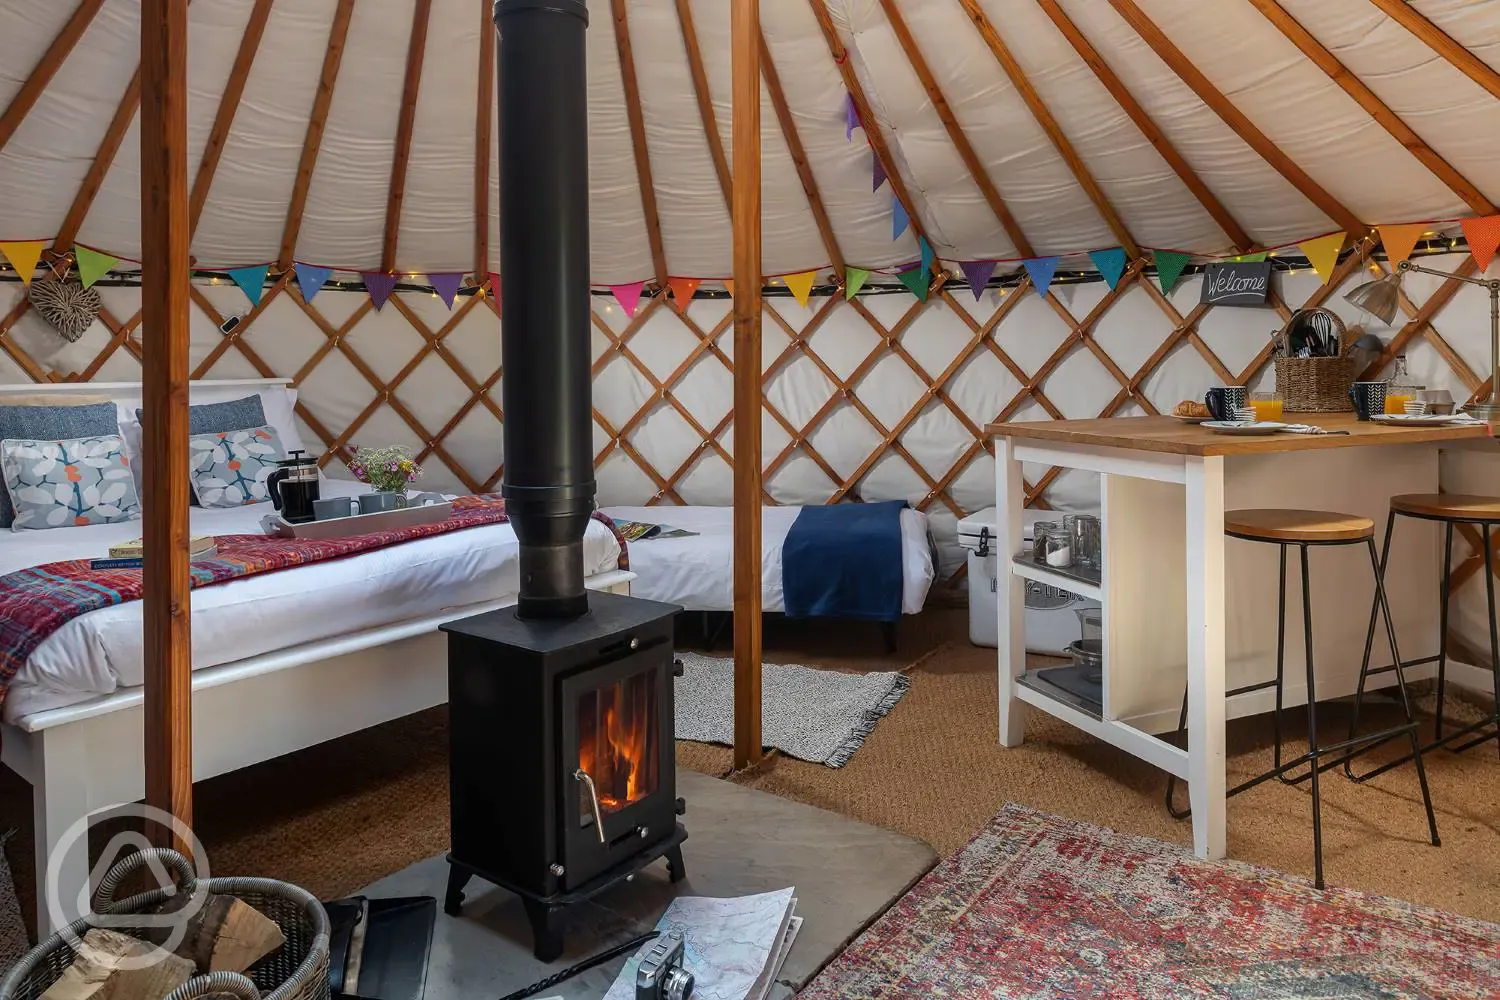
[{"xmin": 574, "ymin": 768, "xmax": 608, "ymax": 844}]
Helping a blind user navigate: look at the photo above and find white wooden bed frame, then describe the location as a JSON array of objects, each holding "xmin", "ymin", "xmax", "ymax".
[{"xmin": 0, "ymin": 379, "xmax": 634, "ymax": 934}]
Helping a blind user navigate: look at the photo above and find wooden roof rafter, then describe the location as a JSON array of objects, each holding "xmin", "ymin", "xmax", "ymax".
[
  {"xmin": 474, "ymin": 0, "xmax": 495, "ymax": 279},
  {"xmin": 1033, "ymin": 0, "xmax": 1254, "ymax": 252},
  {"xmin": 955, "ymin": 0, "xmax": 1138, "ymax": 258},
  {"xmin": 807, "ymin": 0, "xmax": 947, "ymax": 271},
  {"xmin": 870, "ymin": 0, "xmax": 1036, "ymax": 259},
  {"xmin": 1107, "ymin": 0, "xmax": 1368, "ymax": 238},
  {"xmin": 0, "ymin": 0, "xmax": 105, "ymax": 154},
  {"xmin": 279, "ymin": 0, "xmax": 355, "ymax": 272},
  {"xmin": 610, "ymin": 0, "xmax": 670, "ymax": 290},
  {"xmin": 189, "ymin": 0, "xmax": 274, "ymax": 237},
  {"xmin": 1247, "ymin": 0, "xmax": 1495, "ymax": 216},
  {"xmin": 381, "ymin": 0, "xmax": 433, "ymax": 274},
  {"xmin": 674, "ymin": 0, "xmax": 733, "ymax": 211},
  {"xmin": 1365, "ymin": 0, "xmax": 1500, "ymax": 103}
]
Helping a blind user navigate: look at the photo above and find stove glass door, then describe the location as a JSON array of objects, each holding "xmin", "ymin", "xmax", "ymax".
[{"xmin": 576, "ymin": 666, "xmax": 660, "ymax": 834}]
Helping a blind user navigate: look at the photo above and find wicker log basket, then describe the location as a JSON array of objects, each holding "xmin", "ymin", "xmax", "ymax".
[
  {"xmin": 0, "ymin": 850, "xmax": 329, "ymax": 1000},
  {"xmin": 1274, "ymin": 308, "xmax": 1355, "ymax": 412}
]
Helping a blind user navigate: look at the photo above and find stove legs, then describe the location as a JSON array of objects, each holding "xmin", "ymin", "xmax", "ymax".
[
  {"xmin": 522, "ymin": 897, "xmax": 565, "ymax": 963},
  {"xmin": 665, "ymin": 843, "xmax": 686, "ymax": 883},
  {"xmin": 443, "ymin": 864, "xmax": 473, "ymax": 916}
]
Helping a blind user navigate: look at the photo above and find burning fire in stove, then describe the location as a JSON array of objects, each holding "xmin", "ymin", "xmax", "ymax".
[{"xmin": 578, "ymin": 670, "xmax": 659, "ymax": 813}]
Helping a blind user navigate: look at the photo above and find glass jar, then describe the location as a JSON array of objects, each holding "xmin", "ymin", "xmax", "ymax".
[
  {"xmin": 1043, "ymin": 525, "xmax": 1073, "ymax": 568},
  {"xmin": 1072, "ymin": 514, "xmax": 1101, "ymax": 571},
  {"xmin": 1032, "ymin": 521, "xmax": 1058, "ymax": 564},
  {"xmin": 1386, "ymin": 355, "xmax": 1423, "ymax": 414}
]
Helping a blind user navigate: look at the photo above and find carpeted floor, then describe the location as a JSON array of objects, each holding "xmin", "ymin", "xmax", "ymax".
[{"xmin": 1, "ymin": 608, "xmax": 1497, "ymax": 942}]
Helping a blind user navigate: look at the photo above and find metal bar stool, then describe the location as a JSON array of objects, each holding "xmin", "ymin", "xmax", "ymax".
[
  {"xmin": 1165, "ymin": 508, "xmax": 1440, "ymax": 889},
  {"xmin": 1345, "ymin": 494, "xmax": 1500, "ymax": 783}
]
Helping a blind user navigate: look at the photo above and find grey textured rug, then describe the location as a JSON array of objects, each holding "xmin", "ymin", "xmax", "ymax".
[
  {"xmin": 673, "ymin": 653, "xmax": 911, "ymax": 767},
  {"xmin": 0, "ymin": 830, "xmax": 29, "ymax": 969}
]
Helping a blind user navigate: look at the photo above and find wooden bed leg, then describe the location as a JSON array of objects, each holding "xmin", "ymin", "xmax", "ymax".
[
  {"xmin": 881, "ymin": 620, "xmax": 898, "ymax": 653},
  {"xmin": 34, "ymin": 727, "xmax": 94, "ymax": 935}
]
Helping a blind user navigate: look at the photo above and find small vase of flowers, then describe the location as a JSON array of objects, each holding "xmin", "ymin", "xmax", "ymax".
[{"xmin": 347, "ymin": 444, "xmax": 422, "ymax": 496}]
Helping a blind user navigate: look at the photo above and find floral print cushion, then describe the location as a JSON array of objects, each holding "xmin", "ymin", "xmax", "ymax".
[
  {"xmin": 189, "ymin": 424, "xmax": 286, "ymax": 507},
  {"xmin": 0, "ymin": 434, "xmax": 141, "ymax": 530}
]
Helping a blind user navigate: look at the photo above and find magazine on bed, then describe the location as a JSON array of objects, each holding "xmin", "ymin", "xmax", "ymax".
[{"xmin": 613, "ymin": 519, "xmax": 698, "ymax": 542}]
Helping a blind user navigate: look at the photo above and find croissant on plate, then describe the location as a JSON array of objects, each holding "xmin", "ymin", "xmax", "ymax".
[{"xmin": 1173, "ymin": 400, "xmax": 1211, "ymax": 418}]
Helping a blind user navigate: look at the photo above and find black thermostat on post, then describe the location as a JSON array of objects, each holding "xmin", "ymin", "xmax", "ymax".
[{"xmin": 220, "ymin": 315, "xmax": 241, "ymax": 335}]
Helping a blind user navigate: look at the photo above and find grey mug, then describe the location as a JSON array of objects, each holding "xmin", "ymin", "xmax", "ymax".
[
  {"xmin": 312, "ymin": 497, "xmax": 360, "ymax": 520},
  {"xmin": 359, "ymin": 491, "xmax": 409, "ymax": 515}
]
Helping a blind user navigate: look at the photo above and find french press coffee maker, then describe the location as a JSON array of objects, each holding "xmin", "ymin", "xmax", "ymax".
[{"xmin": 267, "ymin": 450, "xmax": 320, "ymax": 523}]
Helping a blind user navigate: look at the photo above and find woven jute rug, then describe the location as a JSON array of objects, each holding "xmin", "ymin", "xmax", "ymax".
[
  {"xmin": 801, "ymin": 804, "xmax": 1500, "ymax": 999},
  {"xmin": 673, "ymin": 653, "xmax": 909, "ymax": 767},
  {"xmin": 0, "ymin": 829, "xmax": 29, "ymax": 968}
]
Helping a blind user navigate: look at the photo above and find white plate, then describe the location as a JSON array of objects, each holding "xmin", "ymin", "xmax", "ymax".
[
  {"xmin": 1202, "ymin": 421, "xmax": 1287, "ymax": 435},
  {"xmin": 1369, "ymin": 413, "xmax": 1470, "ymax": 425},
  {"xmin": 1170, "ymin": 414, "xmax": 1213, "ymax": 423}
]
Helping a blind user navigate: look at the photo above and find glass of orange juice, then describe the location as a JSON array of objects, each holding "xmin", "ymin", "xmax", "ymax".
[{"xmin": 1250, "ymin": 391, "xmax": 1283, "ymax": 422}]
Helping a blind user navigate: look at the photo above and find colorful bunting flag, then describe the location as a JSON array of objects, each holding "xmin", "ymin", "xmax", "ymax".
[
  {"xmin": 1376, "ymin": 223, "xmax": 1428, "ymax": 269},
  {"xmin": 428, "ymin": 272, "xmax": 463, "ymax": 309},
  {"xmin": 1088, "ymin": 247, "xmax": 1128, "ymax": 290},
  {"xmin": 960, "ymin": 260, "xmax": 997, "ymax": 301},
  {"xmin": 362, "ymin": 272, "xmax": 398, "ymax": 311},
  {"xmin": 1152, "ymin": 250, "xmax": 1191, "ymax": 295},
  {"xmin": 294, "ymin": 263, "xmax": 332, "ymax": 303},
  {"xmin": 226, "ymin": 264, "xmax": 270, "ymax": 308},
  {"xmin": 783, "ymin": 271, "xmax": 816, "ymax": 308},
  {"xmin": 845, "ymin": 267, "xmax": 870, "ymax": 300},
  {"xmin": 74, "ymin": 245, "xmax": 118, "ymax": 290},
  {"xmin": 892, "ymin": 197, "xmax": 909, "ymax": 240},
  {"xmin": 919, "ymin": 237, "xmax": 934, "ymax": 276},
  {"xmin": 872, "ymin": 155, "xmax": 887, "ymax": 193},
  {"xmin": 845, "ymin": 93, "xmax": 860, "ymax": 141},
  {"xmin": 895, "ymin": 267, "xmax": 928, "ymax": 302},
  {"xmin": 1298, "ymin": 232, "xmax": 1346, "ymax": 285},
  {"xmin": 1461, "ymin": 215, "xmax": 1500, "ymax": 272},
  {"xmin": 1022, "ymin": 257, "xmax": 1060, "ymax": 299},
  {"xmin": 1230, "ymin": 251, "xmax": 1269, "ymax": 262},
  {"xmin": 611, "ymin": 281, "xmax": 645, "ymax": 318},
  {"xmin": 667, "ymin": 277, "xmax": 700, "ymax": 311},
  {"xmin": 0, "ymin": 241, "xmax": 44, "ymax": 286},
  {"xmin": 488, "ymin": 272, "xmax": 502, "ymax": 314}
]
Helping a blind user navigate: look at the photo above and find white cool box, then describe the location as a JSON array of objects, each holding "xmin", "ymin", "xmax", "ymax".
[{"xmin": 957, "ymin": 507, "xmax": 1099, "ymax": 655}]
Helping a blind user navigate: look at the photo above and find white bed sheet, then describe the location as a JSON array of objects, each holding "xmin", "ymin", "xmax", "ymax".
[
  {"xmin": 599, "ymin": 505, "xmax": 933, "ymax": 615},
  {"xmin": 1, "ymin": 480, "xmax": 623, "ymax": 722}
]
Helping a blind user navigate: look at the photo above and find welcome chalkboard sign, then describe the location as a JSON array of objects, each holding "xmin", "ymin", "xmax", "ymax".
[{"xmin": 1200, "ymin": 261, "xmax": 1272, "ymax": 306}]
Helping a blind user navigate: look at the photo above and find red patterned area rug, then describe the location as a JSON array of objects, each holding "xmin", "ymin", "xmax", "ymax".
[{"xmin": 800, "ymin": 804, "xmax": 1500, "ymax": 999}]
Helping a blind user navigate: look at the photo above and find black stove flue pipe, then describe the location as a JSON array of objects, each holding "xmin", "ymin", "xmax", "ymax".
[{"xmin": 493, "ymin": 0, "xmax": 593, "ymax": 620}]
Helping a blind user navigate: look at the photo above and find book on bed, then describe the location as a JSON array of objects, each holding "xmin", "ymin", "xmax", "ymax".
[
  {"xmin": 614, "ymin": 520, "xmax": 698, "ymax": 541},
  {"xmin": 91, "ymin": 536, "xmax": 218, "ymax": 570}
]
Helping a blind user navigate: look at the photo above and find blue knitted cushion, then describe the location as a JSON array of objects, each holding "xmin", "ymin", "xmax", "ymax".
[{"xmin": 0, "ymin": 402, "xmax": 120, "ymax": 528}]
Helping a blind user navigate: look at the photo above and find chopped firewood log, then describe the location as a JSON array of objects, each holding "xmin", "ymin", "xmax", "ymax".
[
  {"xmin": 147, "ymin": 891, "xmax": 285, "ymax": 974},
  {"xmin": 40, "ymin": 928, "xmax": 195, "ymax": 1000}
]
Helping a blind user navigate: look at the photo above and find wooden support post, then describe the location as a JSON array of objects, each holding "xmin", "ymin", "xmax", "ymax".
[
  {"xmin": 139, "ymin": 0, "xmax": 194, "ymax": 851},
  {"xmin": 731, "ymin": 0, "xmax": 762, "ymax": 771}
]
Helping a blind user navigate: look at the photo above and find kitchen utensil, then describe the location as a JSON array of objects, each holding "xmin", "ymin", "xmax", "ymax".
[
  {"xmin": 1203, "ymin": 420, "xmax": 1288, "ymax": 435},
  {"xmin": 1345, "ymin": 331, "xmax": 1382, "ymax": 375},
  {"xmin": 267, "ymin": 450, "xmax": 321, "ymax": 524}
]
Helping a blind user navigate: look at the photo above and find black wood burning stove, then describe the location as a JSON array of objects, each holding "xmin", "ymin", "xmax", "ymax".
[
  {"xmin": 441, "ymin": 592, "xmax": 687, "ymax": 962},
  {"xmin": 440, "ymin": 0, "xmax": 687, "ymax": 963}
]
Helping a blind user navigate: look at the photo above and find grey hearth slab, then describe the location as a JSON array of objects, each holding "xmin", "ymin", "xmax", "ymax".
[{"xmin": 355, "ymin": 769, "xmax": 937, "ymax": 999}]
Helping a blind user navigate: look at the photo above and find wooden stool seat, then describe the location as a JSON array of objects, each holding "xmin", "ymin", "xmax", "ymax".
[
  {"xmin": 1224, "ymin": 509, "xmax": 1374, "ymax": 543},
  {"xmin": 1389, "ymin": 493, "xmax": 1500, "ymax": 521}
]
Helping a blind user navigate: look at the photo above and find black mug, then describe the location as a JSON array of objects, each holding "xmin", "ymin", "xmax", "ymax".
[
  {"xmin": 1348, "ymin": 381, "xmax": 1387, "ymax": 421},
  {"xmin": 1204, "ymin": 386, "xmax": 1248, "ymax": 422}
]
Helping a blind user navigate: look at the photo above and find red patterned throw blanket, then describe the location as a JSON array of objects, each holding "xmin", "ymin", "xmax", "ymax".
[{"xmin": 0, "ymin": 494, "xmax": 628, "ymax": 718}]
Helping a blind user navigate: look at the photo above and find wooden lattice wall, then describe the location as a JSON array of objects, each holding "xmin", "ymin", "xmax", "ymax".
[{"xmin": 2, "ymin": 244, "xmax": 1497, "ymax": 587}]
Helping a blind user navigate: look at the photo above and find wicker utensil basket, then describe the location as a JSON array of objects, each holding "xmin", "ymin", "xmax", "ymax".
[
  {"xmin": 1275, "ymin": 308, "xmax": 1355, "ymax": 412},
  {"xmin": 1275, "ymin": 356, "xmax": 1356, "ymax": 412},
  {"xmin": 0, "ymin": 849, "xmax": 329, "ymax": 1000}
]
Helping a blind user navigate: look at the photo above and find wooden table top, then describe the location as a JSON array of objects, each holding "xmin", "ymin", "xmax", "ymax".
[{"xmin": 985, "ymin": 413, "xmax": 1493, "ymax": 457}]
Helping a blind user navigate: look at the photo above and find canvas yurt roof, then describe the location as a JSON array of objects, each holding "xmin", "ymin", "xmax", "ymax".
[{"xmin": 3, "ymin": 0, "xmax": 1499, "ymax": 279}]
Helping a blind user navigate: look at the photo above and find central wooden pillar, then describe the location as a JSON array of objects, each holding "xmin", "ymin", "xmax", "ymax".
[
  {"xmin": 730, "ymin": 0, "xmax": 763, "ymax": 769},
  {"xmin": 139, "ymin": 0, "xmax": 194, "ymax": 850}
]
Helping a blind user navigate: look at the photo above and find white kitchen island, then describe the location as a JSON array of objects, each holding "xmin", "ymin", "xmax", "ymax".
[{"xmin": 990, "ymin": 413, "xmax": 1491, "ymax": 861}]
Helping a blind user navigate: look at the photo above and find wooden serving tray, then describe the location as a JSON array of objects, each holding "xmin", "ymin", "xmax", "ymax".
[{"xmin": 259, "ymin": 500, "xmax": 453, "ymax": 540}]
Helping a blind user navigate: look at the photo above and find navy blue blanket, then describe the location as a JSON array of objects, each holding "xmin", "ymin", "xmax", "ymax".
[{"xmin": 782, "ymin": 500, "xmax": 906, "ymax": 622}]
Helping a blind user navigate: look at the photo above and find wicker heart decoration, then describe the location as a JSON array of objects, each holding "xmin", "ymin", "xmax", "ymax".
[{"xmin": 28, "ymin": 277, "xmax": 102, "ymax": 343}]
